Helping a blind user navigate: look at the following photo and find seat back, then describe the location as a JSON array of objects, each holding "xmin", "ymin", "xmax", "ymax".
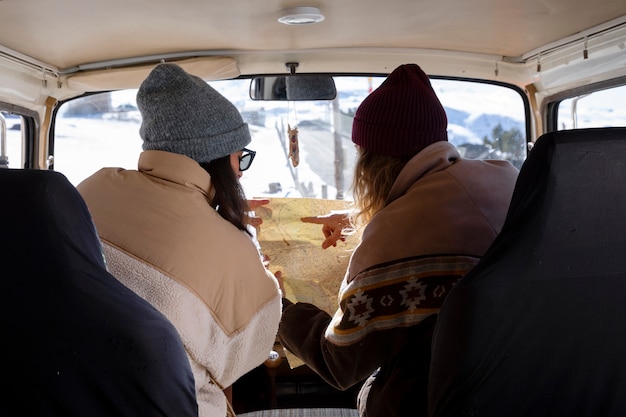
[
  {"xmin": 0, "ymin": 169, "xmax": 197, "ymax": 417},
  {"xmin": 429, "ymin": 128, "xmax": 626, "ymax": 417}
]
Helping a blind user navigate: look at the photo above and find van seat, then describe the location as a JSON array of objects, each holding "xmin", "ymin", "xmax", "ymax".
[
  {"xmin": 0, "ymin": 169, "xmax": 197, "ymax": 417},
  {"xmin": 429, "ymin": 128, "xmax": 626, "ymax": 417}
]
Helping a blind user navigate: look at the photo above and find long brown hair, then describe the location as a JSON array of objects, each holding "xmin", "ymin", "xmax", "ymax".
[
  {"xmin": 200, "ymin": 156, "xmax": 251, "ymax": 235},
  {"xmin": 351, "ymin": 147, "xmax": 410, "ymax": 226}
]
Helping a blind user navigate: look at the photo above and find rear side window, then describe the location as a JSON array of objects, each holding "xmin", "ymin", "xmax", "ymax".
[
  {"xmin": 1, "ymin": 110, "xmax": 24, "ymax": 169},
  {"xmin": 557, "ymin": 85, "xmax": 626, "ymax": 130}
]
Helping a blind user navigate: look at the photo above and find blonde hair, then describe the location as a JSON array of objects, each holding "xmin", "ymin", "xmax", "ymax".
[{"xmin": 350, "ymin": 147, "xmax": 409, "ymax": 226}]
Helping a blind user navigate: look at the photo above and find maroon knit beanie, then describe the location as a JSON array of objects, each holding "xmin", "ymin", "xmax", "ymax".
[{"xmin": 352, "ymin": 64, "xmax": 448, "ymax": 157}]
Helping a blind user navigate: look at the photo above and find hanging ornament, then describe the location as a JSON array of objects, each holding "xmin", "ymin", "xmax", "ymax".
[{"xmin": 288, "ymin": 124, "xmax": 299, "ymax": 167}]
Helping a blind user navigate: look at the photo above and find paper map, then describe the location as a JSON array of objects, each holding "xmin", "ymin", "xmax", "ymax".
[
  {"xmin": 255, "ymin": 198, "xmax": 360, "ymax": 315},
  {"xmin": 254, "ymin": 197, "xmax": 362, "ymax": 368}
]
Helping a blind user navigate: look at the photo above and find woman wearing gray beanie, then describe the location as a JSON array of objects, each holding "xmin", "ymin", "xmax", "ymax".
[
  {"xmin": 78, "ymin": 63, "xmax": 282, "ymax": 417},
  {"xmin": 276, "ymin": 64, "xmax": 519, "ymax": 417}
]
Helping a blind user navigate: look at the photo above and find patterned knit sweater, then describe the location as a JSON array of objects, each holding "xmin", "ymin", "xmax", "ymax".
[{"xmin": 278, "ymin": 141, "xmax": 518, "ymax": 417}]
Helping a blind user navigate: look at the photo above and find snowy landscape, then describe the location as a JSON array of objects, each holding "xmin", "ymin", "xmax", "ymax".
[{"xmin": 2, "ymin": 79, "xmax": 623, "ymax": 201}]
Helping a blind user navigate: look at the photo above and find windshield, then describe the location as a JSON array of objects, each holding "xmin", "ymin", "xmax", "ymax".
[{"xmin": 53, "ymin": 76, "xmax": 528, "ymax": 201}]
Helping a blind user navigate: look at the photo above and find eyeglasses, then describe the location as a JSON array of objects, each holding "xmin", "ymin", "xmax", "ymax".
[{"xmin": 239, "ymin": 148, "xmax": 256, "ymax": 172}]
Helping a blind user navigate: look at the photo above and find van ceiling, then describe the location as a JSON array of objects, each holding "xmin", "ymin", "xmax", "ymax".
[{"xmin": 0, "ymin": 0, "xmax": 625, "ymax": 73}]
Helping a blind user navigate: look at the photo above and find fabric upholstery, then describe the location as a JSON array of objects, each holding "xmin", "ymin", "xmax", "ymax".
[
  {"xmin": 429, "ymin": 128, "xmax": 626, "ymax": 417},
  {"xmin": 0, "ymin": 169, "xmax": 197, "ymax": 417}
]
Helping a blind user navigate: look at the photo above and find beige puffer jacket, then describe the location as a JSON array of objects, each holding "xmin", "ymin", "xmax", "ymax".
[{"xmin": 78, "ymin": 150, "xmax": 282, "ymax": 417}]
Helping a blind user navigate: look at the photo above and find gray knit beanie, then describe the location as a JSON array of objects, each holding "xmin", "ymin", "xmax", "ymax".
[{"xmin": 137, "ymin": 63, "xmax": 251, "ymax": 163}]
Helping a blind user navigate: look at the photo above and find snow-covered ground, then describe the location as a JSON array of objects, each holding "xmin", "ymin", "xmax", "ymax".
[{"xmin": 50, "ymin": 115, "xmax": 344, "ymax": 201}]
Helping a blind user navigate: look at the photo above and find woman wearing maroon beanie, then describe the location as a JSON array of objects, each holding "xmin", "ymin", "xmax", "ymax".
[{"xmin": 277, "ymin": 64, "xmax": 519, "ymax": 416}]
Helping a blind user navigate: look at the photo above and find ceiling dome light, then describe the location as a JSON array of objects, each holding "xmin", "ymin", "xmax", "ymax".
[{"xmin": 278, "ymin": 7, "xmax": 325, "ymax": 25}]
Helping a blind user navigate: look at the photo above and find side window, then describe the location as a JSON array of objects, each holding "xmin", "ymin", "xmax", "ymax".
[
  {"xmin": 557, "ymin": 85, "xmax": 626, "ymax": 130},
  {"xmin": 1, "ymin": 110, "xmax": 24, "ymax": 169},
  {"xmin": 53, "ymin": 92, "xmax": 142, "ymax": 185}
]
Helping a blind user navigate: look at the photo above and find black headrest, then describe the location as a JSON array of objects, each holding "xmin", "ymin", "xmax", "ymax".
[
  {"xmin": 0, "ymin": 169, "xmax": 197, "ymax": 417},
  {"xmin": 429, "ymin": 128, "xmax": 626, "ymax": 417}
]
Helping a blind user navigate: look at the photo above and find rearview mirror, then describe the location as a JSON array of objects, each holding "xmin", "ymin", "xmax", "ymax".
[{"xmin": 249, "ymin": 75, "xmax": 337, "ymax": 101}]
